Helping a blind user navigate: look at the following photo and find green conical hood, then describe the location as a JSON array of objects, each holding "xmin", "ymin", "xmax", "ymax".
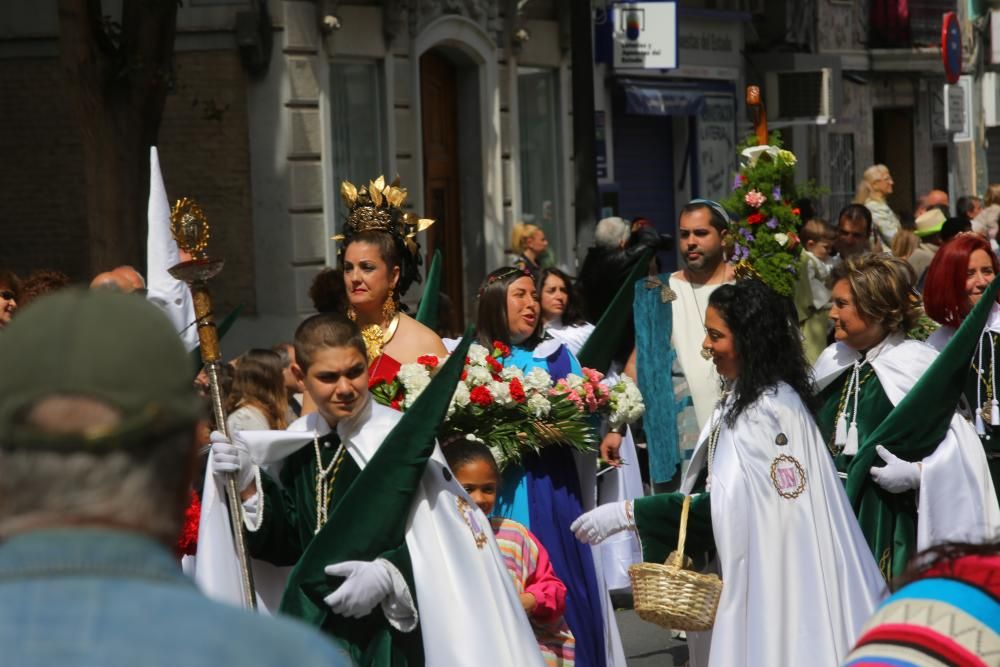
[
  {"xmin": 577, "ymin": 249, "xmax": 653, "ymax": 372},
  {"xmin": 415, "ymin": 249, "xmax": 442, "ymax": 331}
]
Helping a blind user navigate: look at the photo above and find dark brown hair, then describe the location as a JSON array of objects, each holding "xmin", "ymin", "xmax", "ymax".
[
  {"xmin": 475, "ymin": 267, "xmax": 540, "ymax": 348},
  {"xmin": 309, "ymin": 268, "xmax": 349, "ymax": 314},
  {"xmin": 293, "ymin": 312, "xmax": 366, "ymax": 371},
  {"xmin": 538, "ymin": 267, "xmax": 587, "ymax": 327},
  {"xmin": 0, "ymin": 270, "xmax": 20, "ymax": 297}
]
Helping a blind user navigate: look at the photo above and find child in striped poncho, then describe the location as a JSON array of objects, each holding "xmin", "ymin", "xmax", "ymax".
[{"xmin": 443, "ymin": 438, "xmax": 576, "ymax": 666}]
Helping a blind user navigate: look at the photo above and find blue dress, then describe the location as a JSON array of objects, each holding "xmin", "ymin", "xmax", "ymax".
[{"xmin": 495, "ymin": 341, "xmax": 606, "ymax": 667}]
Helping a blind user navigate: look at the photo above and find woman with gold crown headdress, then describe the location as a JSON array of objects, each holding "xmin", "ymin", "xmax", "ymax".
[{"xmin": 335, "ymin": 176, "xmax": 447, "ymax": 387}]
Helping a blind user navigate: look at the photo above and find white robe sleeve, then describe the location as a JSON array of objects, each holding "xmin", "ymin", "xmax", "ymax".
[{"xmin": 917, "ymin": 416, "xmax": 1000, "ymax": 549}]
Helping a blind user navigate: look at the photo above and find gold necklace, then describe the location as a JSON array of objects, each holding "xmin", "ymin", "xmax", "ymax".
[
  {"xmin": 358, "ymin": 313, "xmax": 401, "ymax": 361},
  {"xmin": 314, "ymin": 435, "xmax": 346, "ymax": 533}
]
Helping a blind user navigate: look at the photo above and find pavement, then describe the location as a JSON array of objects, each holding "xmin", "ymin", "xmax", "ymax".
[{"xmin": 613, "ymin": 594, "xmax": 690, "ymax": 666}]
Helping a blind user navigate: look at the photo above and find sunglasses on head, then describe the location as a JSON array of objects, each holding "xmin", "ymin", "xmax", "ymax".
[{"xmin": 0, "ymin": 290, "xmax": 14, "ymax": 301}]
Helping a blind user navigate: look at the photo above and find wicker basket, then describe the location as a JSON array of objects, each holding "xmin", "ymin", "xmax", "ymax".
[{"xmin": 628, "ymin": 495, "xmax": 722, "ymax": 632}]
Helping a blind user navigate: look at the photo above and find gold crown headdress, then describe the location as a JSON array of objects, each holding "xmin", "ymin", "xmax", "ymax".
[
  {"xmin": 332, "ymin": 175, "xmax": 435, "ymax": 257},
  {"xmin": 332, "ymin": 175, "xmax": 436, "ymax": 298}
]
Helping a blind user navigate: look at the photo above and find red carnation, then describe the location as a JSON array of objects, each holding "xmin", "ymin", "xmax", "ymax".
[
  {"xmin": 492, "ymin": 340, "xmax": 511, "ymax": 358},
  {"xmin": 747, "ymin": 212, "xmax": 765, "ymax": 225},
  {"xmin": 417, "ymin": 355, "xmax": 439, "ymax": 368},
  {"xmin": 461, "ymin": 370, "xmax": 468, "ymax": 381},
  {"xmin": 792, "ymin": 207, "xmax": 801, "ymax": 217},
  {"xmin": 470, "ymin": 385, "xmax": 494, "ymax": 407},
  {"xmin": 176, "ymin": 489, "xmax": 201, "ymax": 557},
  {"xmin": 740, "ymin": 175, "xmax": 748, "ymax": 184},
  {"xmin": 486, "ymin": 355, "xmax": 503, "ymax": 373},
  {"xmin": 509, "ymin": 377, "xmax": 526, "ymax": 403}
]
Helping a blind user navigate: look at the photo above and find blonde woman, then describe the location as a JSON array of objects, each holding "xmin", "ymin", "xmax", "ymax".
[
  {"xmin": 972, "ymin": 183, "xmax": 1000, "ymax": 247},
  {"xmin": 855, "ymin": 164, "xmax": 901, "ymax": 246},
  {"xmin": 890, "ymin": 229, "xmax": 919, "ymax": 260},
  {"xmin": 510, "ymin": 222, "xmax": 549, "ymax": 281}
]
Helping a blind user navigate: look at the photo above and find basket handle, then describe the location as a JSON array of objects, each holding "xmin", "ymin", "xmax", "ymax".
[{"xmin": 675, "ymin": 495, "xmax": 691, "ymax": 559}]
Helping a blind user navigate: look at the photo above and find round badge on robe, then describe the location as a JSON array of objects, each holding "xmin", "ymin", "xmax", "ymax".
[
  {"xmin": 770, "ymin": 454, "xmax": 806, "ymax": 499},
  {"xmin": 775, "ymin": 433, "xmax": 788, "ymax": 446}
]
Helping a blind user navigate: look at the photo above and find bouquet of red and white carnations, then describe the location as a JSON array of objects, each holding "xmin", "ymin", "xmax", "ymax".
[{"xmin": 371, "ymin": 340, "xmax": 645, "ymax": 468}]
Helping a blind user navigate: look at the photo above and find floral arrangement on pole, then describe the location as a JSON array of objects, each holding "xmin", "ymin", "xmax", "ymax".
[
  {"xmin": 371, "ymin": 341, "xmax": 645, "ymax": 468},
  {"xmin": 720, "ymin": 134, "xmax": 807, "ymax": 297}
]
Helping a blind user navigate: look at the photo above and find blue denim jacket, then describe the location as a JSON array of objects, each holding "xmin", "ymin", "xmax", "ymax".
[{"xmin": 0, "ymin": 529, "xmax": 354, "ymax": 667}]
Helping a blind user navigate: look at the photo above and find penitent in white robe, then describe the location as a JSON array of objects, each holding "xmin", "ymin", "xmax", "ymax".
[
  {"xmin": 680, "ymin": 383, "xmax": 886, "ymax": 667},
  {"xmin": 813, "ymin": 333, "xmax": 1000, "ymax": 550},
  {"xmin": 195, "ymin": 400, "xmax": 546, "ymax": 667}
]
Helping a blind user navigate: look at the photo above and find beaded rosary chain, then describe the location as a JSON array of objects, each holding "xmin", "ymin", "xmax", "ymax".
[{"xmin": 314, "ymin": 436, "xmax": 346, "ymax": 534}]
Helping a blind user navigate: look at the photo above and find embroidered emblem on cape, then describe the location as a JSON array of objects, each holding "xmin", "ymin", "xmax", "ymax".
[
  {"xmin": 456, "ymin": 497, "xmax": 488, "ymax": 549},
  {"xmin": 770, "ymin": 454, "xmax": 806, "ymax": 499},
  {"xmin": 644, "ymin": 276, "xmax": 677, "ymax": 303},
  {"xmin": 775, "ymin": 433, "xmax": 788, "ymax": 446}
]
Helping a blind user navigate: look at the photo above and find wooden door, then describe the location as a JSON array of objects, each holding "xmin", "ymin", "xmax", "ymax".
[{"xmin": 420, "ymin": 51, "xmax": 464, "ymax": 324}]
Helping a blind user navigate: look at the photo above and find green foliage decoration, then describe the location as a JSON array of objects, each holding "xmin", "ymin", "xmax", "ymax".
[{"xmin": 720, "ymin": 133, "xmax": 821, "ymax": 296}]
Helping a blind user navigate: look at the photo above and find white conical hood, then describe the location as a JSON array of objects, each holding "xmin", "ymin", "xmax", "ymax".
[{"xmin": 146, "ymin": 146, "xmax": 199, "ymax": 351}]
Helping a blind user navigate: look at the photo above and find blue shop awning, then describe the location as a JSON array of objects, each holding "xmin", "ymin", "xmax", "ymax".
[{"xmin": 620, "ymin": 80, "xmax": 707, "ymax": 116}]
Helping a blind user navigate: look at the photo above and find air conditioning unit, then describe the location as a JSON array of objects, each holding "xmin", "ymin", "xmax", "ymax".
[{"xmin": 765, "ymin": 68, "xmax": 834, "ymax": 121}]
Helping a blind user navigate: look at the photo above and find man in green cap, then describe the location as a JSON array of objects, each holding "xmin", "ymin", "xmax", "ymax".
[{"xmin": 0, "ymin": 288, "xmax": 352, "ymax": 667}]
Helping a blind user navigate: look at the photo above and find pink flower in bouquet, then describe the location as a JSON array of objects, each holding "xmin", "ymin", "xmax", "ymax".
[
  {"xmin": 584, "ymin": 368, "xmax": 604, "ymax": 384},
  {"xmin": 470, "ymin": 385, "xmax": 494, "ymax": 407},
  {"xmin": 583, "ymin": 383, "xmax": 600, "ymax": 412},
  {"xmin": 744, "ymin": 189, "xmax": 766, "ymax": 208}
]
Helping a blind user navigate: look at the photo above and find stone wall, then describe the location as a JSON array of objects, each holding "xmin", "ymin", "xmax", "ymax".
[{"xmin": 0, "ymin": 50, "xmax": 255, "ymax": 316}]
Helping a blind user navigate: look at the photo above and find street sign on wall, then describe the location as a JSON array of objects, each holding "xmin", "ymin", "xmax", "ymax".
[
  {"xmin": 942, "ymin": 12, "xmax": 961, "ymax": 85},
  {"xmin": 612, "ymin": 1, "xmax": 678, "ymax": 70}
]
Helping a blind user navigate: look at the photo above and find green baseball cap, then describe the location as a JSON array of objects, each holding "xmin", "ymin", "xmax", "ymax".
[{"xmin": 0, "ymin": 288, "xmax": 204, "ymax": 450}]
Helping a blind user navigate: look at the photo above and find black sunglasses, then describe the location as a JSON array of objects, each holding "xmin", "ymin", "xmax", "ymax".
[{"xmin": 0, "ymin": 290, "xmax": 14, "ymax": 301}]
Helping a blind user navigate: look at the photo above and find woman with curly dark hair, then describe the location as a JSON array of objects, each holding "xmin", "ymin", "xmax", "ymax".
[
  {"xmin": 572, "ymin": 279, "xmax": 885, "ymax": 667},
  {"xmin": 813, "ymin": 253, "xmax": 1000, "ymax": 582}
]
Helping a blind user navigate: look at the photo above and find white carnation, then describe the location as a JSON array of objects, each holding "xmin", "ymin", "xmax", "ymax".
[
  {"xmin": 523, "ymin": 367, "xmax": 552, "ymax": 393},
  {"xmin": 609, "ymin": 378, "xmax": 646, "ymax": 429},
  {"xmin": 527, "ymin": 393, "xmax": 551, "ymax": 418},
  {"xmin": 465, "ymin": 365, "xmax": 493, "ymax": 387},
  {"xmin": 467, "ymin": 344, "xmax": 489, "ymax": 365},
  {"xmin": 563, "ymin": 373, "xmax": 585, "ymax": 392},
  {"xmin": 449, "ymin": 382, "xmax": 471, "ymax": 416},
  {"xmin": 500, "ymin": 365, "xmax": 524, "ymax": 381},
  {"xmin": 397, "ymin": 364, "xmax": 431, "ymax": 406},
  {"xmin": 489, "ymin": 380, "xmax": 514, "ymax": 407}
]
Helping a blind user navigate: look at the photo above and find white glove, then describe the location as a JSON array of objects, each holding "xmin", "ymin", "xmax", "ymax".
[
  {"xmin": 570, "ymin": 501, "xmax": 634, "ymax": 545},
  {"xmin": 324, "ymin": 560, "xmax": 394, "ymax": 619},
  {"xmin": 869, "ymin": 445, "xmax": 921, "ymax": 494},
  {"xmin": 210, "ymin": 430, "xmax": 255, "ymax": 491}
]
